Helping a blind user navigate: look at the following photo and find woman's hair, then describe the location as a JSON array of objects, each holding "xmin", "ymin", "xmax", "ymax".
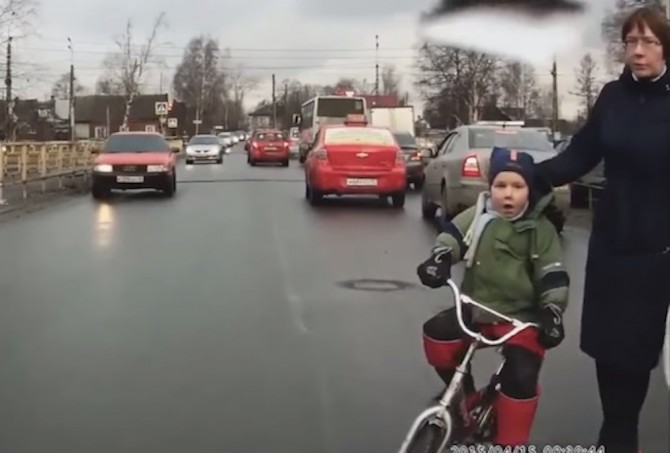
[{"xmin": 621, "ymin": 6, "xmax": 670, "ymax": 59}]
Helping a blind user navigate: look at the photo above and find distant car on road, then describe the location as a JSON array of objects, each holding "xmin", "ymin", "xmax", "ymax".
[
  {"xmin": 421, "ymin": 122, "xmax": 571, "ymax": 232},
  {"xmin": 304, "ymin": 114, "xmax": 407, "ymax": 207},
  {"xmin": 246, "ymin": 130, "xmax": 290, "ymax": 166},
  {"xmin": 217, "ymin": 132, "xmax": 234, "ymax": 148},
  {"xmin": 554, "ymin": 135, "xmax": 605, "ymax": 208},
  {"xmin": 185, "ymin": 134, "xmax": 223, "ymax": 164},
  {"xmin": 393, "ymin": 132, "xmax": 427, "ymax": 190},
  {"xmin": 91, "ymin": 132, "xmax": 178, "ymax": 199}
]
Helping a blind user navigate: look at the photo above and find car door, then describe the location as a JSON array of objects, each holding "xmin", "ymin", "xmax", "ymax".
[
  {"xmin": 424, "ymin": 132, "xmax": 457, "ymax": 204},
  {"xmin": 304, "ymin": 129, "xmax": 323, "ymax": 183}
]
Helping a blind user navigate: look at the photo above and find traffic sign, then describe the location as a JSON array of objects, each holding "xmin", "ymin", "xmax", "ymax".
[
  {"xmin": 155, "ymin": 101, "xmax": 168, "ymax": 115},
  {"xmin": 167, "ymin": 118, "xmax": 178, "ymax": 128},
  {"xmin": 193, "ymin": 119, "xmax": 202, "ymax": 124}
]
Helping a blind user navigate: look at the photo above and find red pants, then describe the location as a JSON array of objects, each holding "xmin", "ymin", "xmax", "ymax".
[{"xmin": 422, "ymin": 307, "xmax": 545, "ymax": 446}]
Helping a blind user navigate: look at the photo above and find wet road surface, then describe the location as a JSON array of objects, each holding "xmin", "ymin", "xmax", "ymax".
[{"xmin": 1, "ymin": 146, "xmax": 667, "ymax": 452}]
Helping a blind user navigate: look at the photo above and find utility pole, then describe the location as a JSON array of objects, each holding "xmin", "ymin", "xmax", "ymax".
[
  {"xmin": 283, "ymin": 82, "xmax": 288, "ymax": 126},
  {"xmin": 551, "ymin": 57, "xmax": 559, "ymax": 141},
  {"xmin": 5, "ymin": 35, "xmax": 12, "ymax": 141},
  {"xmin": 272, "ymin": 73, "xmax": 277, "ymax": 128},
  {"xmin": 68, "ymin": 38, "xmax": 75, "ymax": 142},
  {"xmin": 374, "ymin": 34, "xmax": 379, "ymax": 100}
]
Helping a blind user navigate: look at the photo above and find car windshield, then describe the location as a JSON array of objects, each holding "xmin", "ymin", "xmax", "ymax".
[
  {"xmin": 255, "ymin": 132, "xmax": 284, "ymax": 141},
  {"xmin": 189, "ymin": 136, "xmax": 219, "ymax": 145},
  {"xmin": 393, "ymin": 133, "xmax": 417, "ymax": 148},
  {"xmin": 103, "ymin": 134, "xmax": 170, "ymax": 153},
  {"xmin": 469, "ymin": 128, "xmax": 554, "ymax": 151},
  {"xmin": 324, "ymin": 127, "xmax": 395, "ymax": 146},
  {"xmin": 316, "ymin": 98, "xmax": 365, "ymax": 117},
  {"xmin": 219, "ymin": 133, "xmax": 231, "ymax": 138}
]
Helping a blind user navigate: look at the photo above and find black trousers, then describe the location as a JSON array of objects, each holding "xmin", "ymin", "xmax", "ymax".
[{"xmin": 596, "ymin": 360, "xmax": 651, "ymax": 453}]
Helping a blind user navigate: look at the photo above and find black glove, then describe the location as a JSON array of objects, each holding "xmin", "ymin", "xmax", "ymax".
[
  {"xmin": 537, "ymin": 304, "xmax": 565, "ymax": 349},
  {"xmin": 417, "ymin": 247, "xmax": 452, "ymax": 288}
]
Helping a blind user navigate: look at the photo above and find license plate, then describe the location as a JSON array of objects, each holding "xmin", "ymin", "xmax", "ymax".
[
  {"xmin": 117, "ymin": 176, "xmax": 144, "ymax": 183},
  {"xmin": 346, "ymin": 178, "xmax": 377, "ymax": 186},
  {"xmin": 265, "ymin": 147, "xmax": 277, "ymax": 151}
]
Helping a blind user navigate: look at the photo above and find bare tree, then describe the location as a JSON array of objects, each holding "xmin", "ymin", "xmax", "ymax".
[
  {"xmin": 0, "ymin": 0, "xmax": 38, "ymax": 44},
  {"xmin": 416, "ymin": 44, "xmax": 499, "ymax": 125},
  {"xmin": 498, "ymin": 62, "xmax": 539, "ymax": 119},
  {"xmin": 381, "ymin": 64, "xmax": 401, "ymax": 96},
  {"xmin": 51, "ymin": 72, "xmax": 86, "ymax": 99},
  {"xmin": 572, "ymin": 53, "xmax": 600, "ymax": 117},
  {"xmin": 601, "ymin": 0, "xmax": 665, "ymax": 74},
  {"xmin": 96, "ymin": 12, "xmax": 167, "ymax": 130}
]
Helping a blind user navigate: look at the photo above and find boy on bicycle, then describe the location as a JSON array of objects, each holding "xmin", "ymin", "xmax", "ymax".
[{"xmin": 416, "ymin": 147, "xmax": 569, "ymax": 446}]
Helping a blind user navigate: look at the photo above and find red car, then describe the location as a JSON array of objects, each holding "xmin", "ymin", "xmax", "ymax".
[
  {"xmin": 91, "ymin": 132, "xmax": 178, "ymax": 199},
  {"xmin": 304, "ymin": 115, "xmax": 407, "ymax": 207},
  {"xmin": 246, "ymin": 130, "xmax": 290, "ymax": 166}
]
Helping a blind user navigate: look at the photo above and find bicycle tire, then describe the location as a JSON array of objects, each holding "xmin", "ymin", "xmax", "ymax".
[{"xmin": 406, "ymin": 422, "xmax": 448, "ymax": 453}]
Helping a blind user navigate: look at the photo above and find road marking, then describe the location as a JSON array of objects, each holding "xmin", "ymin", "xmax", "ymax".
[{"xmin": 270, "ymin": 215, "xmax": 309, "ymax": 334}]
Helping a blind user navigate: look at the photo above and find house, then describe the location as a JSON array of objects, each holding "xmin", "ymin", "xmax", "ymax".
[
  {"xmin": 0, "ymin": 97, "xmax": 73, "ymax": 141},
  {"xmin": 73, "ymin": 94, "xmax": 187, "ymax": 139},
  {"xmin": 247, "ymin": 102, "xmax": 284, "ymax": 130}
]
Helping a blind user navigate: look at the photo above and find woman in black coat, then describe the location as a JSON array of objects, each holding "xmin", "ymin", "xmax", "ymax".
[{"xmin": 535, "ymin": 7, "xmax": 670, "ymax": 453}]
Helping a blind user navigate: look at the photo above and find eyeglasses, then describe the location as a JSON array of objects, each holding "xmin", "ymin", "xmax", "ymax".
[{"xmin": 623, "ymin": 36, "xmax": 662, "ymax": 48}]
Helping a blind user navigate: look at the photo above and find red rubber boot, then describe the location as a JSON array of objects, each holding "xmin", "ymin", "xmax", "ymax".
[{"xmin": 492, "ymin": 392, "xmax": 539, "ymax": 445}]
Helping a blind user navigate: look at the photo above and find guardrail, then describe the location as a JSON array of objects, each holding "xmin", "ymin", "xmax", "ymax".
[
  {"xmin": 0, "ymin": 140, "xmax": 103, "ymax": 203},
  {"xmin": 0, "ymin": 137, "xmax": 185, "ymax": 204}
]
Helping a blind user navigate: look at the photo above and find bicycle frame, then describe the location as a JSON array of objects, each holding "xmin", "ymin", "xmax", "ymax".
[{"xmin": 397, "ymin": 279, "xmax": 538, "ymax": 453}]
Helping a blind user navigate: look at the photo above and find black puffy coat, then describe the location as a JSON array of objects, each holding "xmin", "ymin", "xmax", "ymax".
[{"xmin": 536, "ymin": 64, "xmax": 670, "ymax": 371}]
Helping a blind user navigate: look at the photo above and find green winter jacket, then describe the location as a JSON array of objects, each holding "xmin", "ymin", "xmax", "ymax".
[{"xmin": 434, "ymin": 191, "xmax": 569, "ymax": 324}]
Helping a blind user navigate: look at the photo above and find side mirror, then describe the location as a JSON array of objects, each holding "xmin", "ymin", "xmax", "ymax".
[{"xmin": 420, "ymin": 148, "xmax": 435, "ymax": 159}]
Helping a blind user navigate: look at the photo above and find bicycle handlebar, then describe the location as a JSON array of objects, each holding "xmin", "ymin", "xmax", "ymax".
[{"xmin": 446, "ymin": 279, "xmax": 539, "ymax": 346}]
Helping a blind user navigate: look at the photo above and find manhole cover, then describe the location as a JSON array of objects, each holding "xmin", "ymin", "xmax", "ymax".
[{"xmin": 336, "ymin": 279, "xmax": 419, "ymax": 292}]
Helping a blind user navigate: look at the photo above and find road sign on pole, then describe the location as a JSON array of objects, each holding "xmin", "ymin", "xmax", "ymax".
[
  {"xmin": 155, "ymin": 102, "xmax": 168, "ymax": 115},
  {"xmin": 167, "ymin": 118, "xmax": 178, "ymax": 128}
]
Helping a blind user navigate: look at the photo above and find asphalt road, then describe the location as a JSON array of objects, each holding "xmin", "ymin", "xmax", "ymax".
[{"xmin": 0, "ymin": 145, "xmax": 667, "ymax": 453}]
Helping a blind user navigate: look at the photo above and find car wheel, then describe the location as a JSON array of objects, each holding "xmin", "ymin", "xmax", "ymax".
[
  {"xmin": 421, "ymin": 190, "xmax": 438, "ymax": 219},
  {"xmin": 163, "ymin": 174, "xmax": 176, "ymax": 197},
  {"xmin": 440, "ymin": 184, "xmax": 453, "ymax": 220},
  {"xmin": 282, "ymin": 159, "xmax": 289, "ymax": 167},
  {"xmin": 391, "ymin": 192, "xmax": 405, "ymax": 208},
  {"xmin": 299, "ymin": 155, "xmax": 305, "ymax": 164},
  {"xmin": 217, "ymin": 156, "xmax": 223, "ymax": 164},
  {"xmin": 413, "ymin": 178, "xmax": 425, "ymax": 190},
  {"xmin": 186, "ymin": 159, "xmax": 193, "ymax": 165},
  {"xmin": 92, "ymin": 186, "xmax": 108, "ymax": 200},
  {"xmin": 307, "ymin": 184, "xmax": 322, "ymax": 205}
]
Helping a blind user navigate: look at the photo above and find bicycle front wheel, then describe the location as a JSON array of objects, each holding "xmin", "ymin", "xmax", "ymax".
[{"xmin": 406, "ymin": 422, "xmax": 449, "ymax": 453}]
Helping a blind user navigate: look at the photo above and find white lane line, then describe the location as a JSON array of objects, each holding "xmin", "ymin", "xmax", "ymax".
[{"xmin": 270, "ymin": 214, "xmax": 309, "ymax": 334}]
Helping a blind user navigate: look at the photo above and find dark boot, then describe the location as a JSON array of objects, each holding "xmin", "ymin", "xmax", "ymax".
[{"xmin": 492, "ymin": 392, "xmax": 539, "ymax": 445}]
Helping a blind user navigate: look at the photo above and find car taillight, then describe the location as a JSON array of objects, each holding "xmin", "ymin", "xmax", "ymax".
[
  {"xmin": 462, "ymin": 155, "xmax": 481, "ymax": 177},
  {"xmin": 409, "ymin": 151, "xmax": 421, "ymax": 162},
  {"xmin": 283, "ymin": 141, "xmax": 289, "ymax": 147},
  {"xmin": 312, "ymin": 148, "xmax": 328, "ymax": 160},
  {"xmin": 252, "ymin": 142, "xmax": 258, "ymax": 148}
]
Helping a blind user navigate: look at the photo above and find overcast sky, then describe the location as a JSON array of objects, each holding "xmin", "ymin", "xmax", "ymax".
[{"xmin": 11, "ymin": 0, "xmax": 619, "ymax": 119}]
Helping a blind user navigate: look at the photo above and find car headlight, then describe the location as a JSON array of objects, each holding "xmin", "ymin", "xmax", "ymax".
[
  {"xmin": 94, "ymin": 164, "xmax": 113, "ymax": 172},
  {"xmin": 147, "ymin": 164, "xmax": 167, "ymax": 172}
]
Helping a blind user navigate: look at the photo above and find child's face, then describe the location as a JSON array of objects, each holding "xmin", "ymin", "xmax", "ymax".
[{"xmin": 490, "ymin": 171, "xmax": 529, "ymax": 219}]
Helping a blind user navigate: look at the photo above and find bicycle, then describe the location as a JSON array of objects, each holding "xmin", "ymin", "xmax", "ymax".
[{"xmin": 397, "ymin": 278, "xmax": 539, "ymax": 453}]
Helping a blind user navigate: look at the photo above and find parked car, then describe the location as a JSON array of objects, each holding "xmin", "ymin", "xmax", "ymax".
[
  {"xmin": 421, "ymin": 122, "xmax": 571, "ymax": 232},
  {"xmin": 304, "ymin": 114, "xmax": 406, "ymax": 207},
  {"xmin": 91, "ymin": 132, "xmax": 178, "ymax": 199},
  {"xmin": 246, "ymin": 130, "xmax": 290, "ymax": 166},
  {"xmin": 185, "ymin": 134, "xmax": 223, "ymax": 164},
  {"xmin": 555, "ymin": 135, "xmax": 605, "ymax": 208},
  {"xmin": 393, "ymin": 132, "xmax": 427, "ymax": 190}
]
